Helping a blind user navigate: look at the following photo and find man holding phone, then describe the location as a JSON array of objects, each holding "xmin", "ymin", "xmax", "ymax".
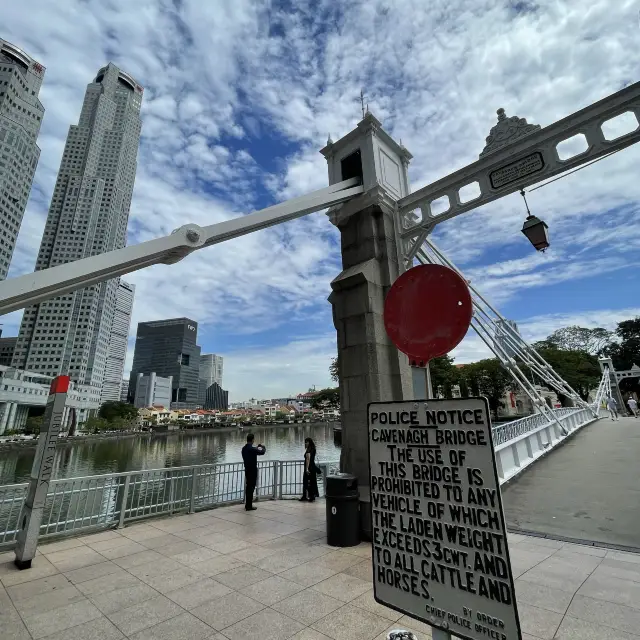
[{"xmin": 241, "ymin": 434, "xmax": 266, "ymax": 511}]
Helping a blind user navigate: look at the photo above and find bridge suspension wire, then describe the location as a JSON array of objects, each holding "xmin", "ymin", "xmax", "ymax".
[
  {"xmin": 592, "ymin": 366, "xmax": 611, "ymax": 413},
  {"xmin": 413, "ymin": 238, "xmax": 599, "ymax": 425}
]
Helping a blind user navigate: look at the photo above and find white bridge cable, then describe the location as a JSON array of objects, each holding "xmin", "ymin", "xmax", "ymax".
[
  {"xmin": 419, "ymin": 239, "xmax": 595, "ymax": 414},
  {"xmin": 413, "ymin": 240, "xmax": 596, "ymax": 424}
]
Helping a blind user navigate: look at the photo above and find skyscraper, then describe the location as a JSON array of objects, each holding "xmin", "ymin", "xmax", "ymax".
[
  {"xmin": 12, "ymin": 63, "xmax": 143, "ymax": 393},
  {"xmin": 101, "ymin": 279, "xmax": 135, "ymax": 403},
  {"xmin": 128, "ymin": 318, "xmax": 201, "ymax": 409},
  {"xmin": 0, "ymin": 39, "xmax": 45, "ymax": 280},
  {"xmin": 199, "ymin": 354, "xmax": 223, "ymax": 386},
  {"xmin": 198, "ymin": 353, "xmax": 223, "ymax": 407}
]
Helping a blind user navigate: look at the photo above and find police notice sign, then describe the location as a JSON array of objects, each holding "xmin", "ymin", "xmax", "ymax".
[{"xmin": 368, "ymin": 398, "xmax": 521, "ymax": 640}]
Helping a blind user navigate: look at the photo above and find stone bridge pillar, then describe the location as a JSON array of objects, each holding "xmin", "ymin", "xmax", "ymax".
[{"xmin": 321, "ymin": 113, "xmax": 414, "ymax": 537}]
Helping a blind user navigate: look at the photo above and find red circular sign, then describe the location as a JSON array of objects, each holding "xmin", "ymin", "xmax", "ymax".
[{"xmin": 384, "ymin": 264, "xmax": 472, "ymax": 365}]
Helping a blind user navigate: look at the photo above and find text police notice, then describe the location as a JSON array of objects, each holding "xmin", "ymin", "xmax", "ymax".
[{"xmin": 368, "ymin": 398, "xmax": 522, "ymax": 640}]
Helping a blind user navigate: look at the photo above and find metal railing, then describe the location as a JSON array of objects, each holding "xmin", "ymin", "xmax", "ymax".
[
  {"xmin": 491, "ymin": 406, "xmax": 584, "ymax": 446},
  {"xmin": 0, "ymin": 459, "xmax": 338, "ymax": 549}
]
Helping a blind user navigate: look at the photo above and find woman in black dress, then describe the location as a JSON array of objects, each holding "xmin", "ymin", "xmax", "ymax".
[{"xmin": 300, "ymin": 437, "xmax": 319, "ymax": 502}]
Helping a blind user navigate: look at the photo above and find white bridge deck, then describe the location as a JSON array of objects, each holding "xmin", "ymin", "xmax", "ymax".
[{"xmin": 1, "ymin": 499, "xmax": 639, "ymax": 640}]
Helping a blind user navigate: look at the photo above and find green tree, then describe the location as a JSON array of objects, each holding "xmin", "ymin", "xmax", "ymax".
[
  {"xmin": 429, "ymin": 355, "xmax": 459, "ymax": 399},
  {"xmin": 99, "ymin": 401, "xmax": 138, "ymax": 423},
  {"xmin": 461, "ymin": 359, "xmax": 514, "ymax": 418},
  {"xmin": 24, "ymin": 415, "xmax": 43, "ymax": 436},
  {"xmin": 311, "ymin": 388, "xmax": 340, "ymax": 409},
  {"xmin": 329, "ymin": 356, "xmax": 339, "ymax": 383},
  {"xmin": 532, "ymin": 343, "xmax": 601, "ymax": 401},
  {"xmin": 604, "ymin": 317, "xmax": 640, "ymax": 394},
  {"xmin": 84, "ymin": 416, "xmax": 111, "ymax": 434},
  {"xmin": 546, "ymin": 326, "xmax": 613, "ymax": 355}
]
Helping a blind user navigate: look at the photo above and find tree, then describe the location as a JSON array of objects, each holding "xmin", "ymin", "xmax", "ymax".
[
  {"xmin": 99, "ymin": 401, "xmax": 138, "ymax": 423},
  {"xmin": 311, "ymin": 388, "xmax": 340, "ymax": 409},
  {"xmin": 24, "ymin": 415, "xmax": 43, "ymax": 436},
  {"xmin": 604, "ymin": 317, "xmax": 640, "ymax": 394},
  {"xmin": 546, "ymin": 326, "xmax": 613, "ymax": 355},
  {"xmin": 429, "ymin": 355, "xmax": 459, "ymax": 399},
  {"xmin": 461, "ymin": 359, "xmax": 514, "ymax": 418},
  {"xmin": 84, "ymin": 416, "xmax": 111, "ymax": 434},
  {"xmin": 329, "ymin": 356, "xmax": 339, "ymax": 383},
  {"xmin": 532, "ymin": 344, "xmax": 601, "ymax": 401}
]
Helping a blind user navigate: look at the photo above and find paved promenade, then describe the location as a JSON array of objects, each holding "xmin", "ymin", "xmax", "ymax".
[
  {"xmin": 502, "ymin": 415, "xmax": 640, "ymax": 550},
  {"xmin": 1, "ymin": 499, "xmax": 640, "ymax": 639}
]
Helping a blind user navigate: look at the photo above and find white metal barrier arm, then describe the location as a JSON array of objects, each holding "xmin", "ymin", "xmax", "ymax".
[
  {"xmin": 398, "ymin": 80, "xmax": 640, "ymax": 262},
  {"xmin": 0, "ymin": 178, "xmax": 363, "ymax": 315}
]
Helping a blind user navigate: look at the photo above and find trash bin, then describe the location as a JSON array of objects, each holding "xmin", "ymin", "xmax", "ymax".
[{"xmin": 325, "ymin": 473, "xmax": 360, "ymax": 547}]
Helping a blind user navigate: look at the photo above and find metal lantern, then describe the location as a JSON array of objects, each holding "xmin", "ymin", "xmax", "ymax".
[
  {"xmin": 519, "ymin": 190, "xmax": 549, "ymax": 252},
  {"xmin": 521, "ymin": 214, "xmax": 549, "ymax": 251}
]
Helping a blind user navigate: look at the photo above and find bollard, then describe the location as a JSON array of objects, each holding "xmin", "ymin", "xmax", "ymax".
[{"xmin": 14, "ymin": 376, "xmax": 70, "ymax": 569}]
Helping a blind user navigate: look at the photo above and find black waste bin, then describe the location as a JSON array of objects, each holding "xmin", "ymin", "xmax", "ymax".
[{"xmin": 325, "ymin": 473, "xmax": 360, "ymax": 547}]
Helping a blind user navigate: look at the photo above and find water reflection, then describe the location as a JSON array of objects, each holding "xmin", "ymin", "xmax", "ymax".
[{"xmin": 0, "ymin": 423, "xmax": 342, "ymax": 485}]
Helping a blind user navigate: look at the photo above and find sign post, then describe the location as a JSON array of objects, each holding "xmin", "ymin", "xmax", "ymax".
[
  {"xmin": 14, "ymin": 375, "xmax": 70, "ymax": 569},
  {"xmin": 368, "ymin": 398, "xmax": 522, "ymax": 640}
]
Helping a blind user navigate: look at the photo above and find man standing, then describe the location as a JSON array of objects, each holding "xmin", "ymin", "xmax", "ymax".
[
  {"xmin": 241, "ymin": 434, "xmax": 266, "ymax": 511},
  {"xmin": 607, "ymin": 395, "xmax": 619, "ymax": 421},
  {"xmin": 628, "ymin": 396, "xmax": 638, "ymax": 418}
]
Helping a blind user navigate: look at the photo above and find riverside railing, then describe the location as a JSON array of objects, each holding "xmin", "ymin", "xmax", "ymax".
[
  {"xmin": 0, "ymin": 404, "xmax": 602, "ymax": 549},
  {"xmin": 0, "ymin": 459, "xmax": 339, "ymax": 549}
]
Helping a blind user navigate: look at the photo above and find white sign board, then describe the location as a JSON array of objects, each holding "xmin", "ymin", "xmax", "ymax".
[{"xmin": 368, "ymin": 398, "xmax": 522, "ymax": 640}]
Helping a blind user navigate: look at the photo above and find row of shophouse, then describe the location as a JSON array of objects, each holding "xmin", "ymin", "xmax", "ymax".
[{"xmin": 138, "ymin": 404, "xmax": 340, "ymax": 428}]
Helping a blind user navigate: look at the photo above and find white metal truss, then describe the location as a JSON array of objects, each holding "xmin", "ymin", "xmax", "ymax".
[
  {"xmin": 397, "ymin": 80, "xmax": 640, "ymax": 264},
  {"xmin": 0, "ymin": 178, "xmax": 363, "ymax": 316},
  {"xmin": 592, "ymin": 366, "xmax": 611, "ymax": 413},
  {"xmin": 414, "ymin": 239, "xmax": 599, "ymax": 429}
]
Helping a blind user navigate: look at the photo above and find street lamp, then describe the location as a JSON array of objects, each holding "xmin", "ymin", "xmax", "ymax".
[{"xmin": 520, "ymin": 190, "xmax": 549, "ymax": 252}]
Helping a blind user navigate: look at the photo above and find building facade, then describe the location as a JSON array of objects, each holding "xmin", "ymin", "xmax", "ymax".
[
  {"xmin": 133, "ymin": 372, "xmax": 172, "ymax": 409},
  {"xmin": 128, "ymin": 318, "xmax": 201, "ymax": 409},
  {"xmin": 0, "ymin": 39, "xmax": 46, "ymax": 280},
  {"xmin": 199, "ymin": 354, "xmax": 223, "ymax": 387},
  {"xmin": 0, "ymin": 336, "xmax": 17, "ymax": 366},
  {"xmin": 100, "ymin": 279, "xmax": 135, "ymax": 403},
  {"xmin": 202, "ymin": 381, "xmax": 228, "ymax": 410},
  {"xmin": 120, "ymin": 378, "xmax": 129, "ymax": 403},
  {"xmin": 11, "ymin": 63, "xmax": 143, "ymax": 402}
]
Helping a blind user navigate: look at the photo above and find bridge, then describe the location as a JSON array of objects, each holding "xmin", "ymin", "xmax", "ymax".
[{"xmin": 0, "ymin": 76, "xmax": 639, "ymax": 635}]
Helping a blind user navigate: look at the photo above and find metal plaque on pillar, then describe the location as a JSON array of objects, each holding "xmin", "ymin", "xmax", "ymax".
[{"xmin": 14, "ymin": 376, "xmax": 70, "ymax": 569}]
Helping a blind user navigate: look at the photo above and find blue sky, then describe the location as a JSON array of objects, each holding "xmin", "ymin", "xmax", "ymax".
[{"xmin": 2, "ymin": 0, "xmax": 640, "ymax": 400}]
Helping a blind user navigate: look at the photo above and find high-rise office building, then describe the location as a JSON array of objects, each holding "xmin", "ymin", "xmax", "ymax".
[
  {"xmin": 199, "ymin": 354, "xmax": 223, "ymax": 386},
  {"xmin": 0, "ymin": 39, "xmax": 46, "ymax": 280},
  {"xmin": 128, "ymin": 318, "xmax": 201, "ymax": 408},
  {"xmin": 101, "ymin": 279, "xmax": 135, "ymax": 403},
  {"xmin": 120, "ymin": 378, "xmax": 129, "ymax": 403},
  {"xmin": 12, "ymin": 63, "xmax": 143, "ymax": 397}
]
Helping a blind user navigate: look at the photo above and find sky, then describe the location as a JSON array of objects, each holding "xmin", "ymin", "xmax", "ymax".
[{"xmin": 2, "ymin": 0, "xmax": 640, "ymax": 401}]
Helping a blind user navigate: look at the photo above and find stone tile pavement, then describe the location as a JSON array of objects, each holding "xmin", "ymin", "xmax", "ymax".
[{"xmin": 0, "ymin": 500, "xmax": 639, "ymax": 639}]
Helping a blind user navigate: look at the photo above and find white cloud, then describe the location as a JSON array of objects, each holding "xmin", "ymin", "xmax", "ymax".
[{"xmin": 2, "ymin": 0, "xmax": 640, "ymax": 400}]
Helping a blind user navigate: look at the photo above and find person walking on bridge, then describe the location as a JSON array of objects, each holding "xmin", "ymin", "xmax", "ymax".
[
  {"xmin": 607, "ymin": 395, "xmax": 619, "ymax": 421},
  {"xmin": 628, "ymin": 396, "xmax": 638, "ymax": 418},
  {"xmin": 242, "ymin": 433, "xmax": 266, "ymax": 511}
]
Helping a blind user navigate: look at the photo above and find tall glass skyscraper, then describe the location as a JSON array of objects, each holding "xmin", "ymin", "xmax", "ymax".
[
  {"xmin": 101, "ymin": 279, "xmax": 135, "ymax": 403},
  {"xmin": 0, "ymin": 39, "xmax": 45, "ymax": 280},
  {"xmin": 12, "ymin": 63, "xmax": 143, "ymax": 397}
]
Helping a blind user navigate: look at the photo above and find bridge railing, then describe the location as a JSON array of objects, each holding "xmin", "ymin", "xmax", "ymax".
[
  {"xmin": 493, "ymin": 406, "xmax": 599, "ymax": 484},
  {"xmin": 0, "ymin": 459, "xmax": 339, "ymax": 550},
  {"xmin": 0, "ymin": 401, "xmax": 604, "ymax": 549}
]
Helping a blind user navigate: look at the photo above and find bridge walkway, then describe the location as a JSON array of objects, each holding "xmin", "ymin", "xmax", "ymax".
[{"xmin": 502, "ymin": 415, "xmax": 640, "ymax": 550}]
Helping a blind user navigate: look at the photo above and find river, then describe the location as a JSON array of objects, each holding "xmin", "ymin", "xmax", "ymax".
[{"xmin": 0, "ymin": 423, "xmax": 342, "ymax": 485}]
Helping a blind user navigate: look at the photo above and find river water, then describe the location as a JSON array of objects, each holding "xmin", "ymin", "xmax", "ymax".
[{"xmin": 0, "ymin": 423, "xmax": 342, "ymax": 485}]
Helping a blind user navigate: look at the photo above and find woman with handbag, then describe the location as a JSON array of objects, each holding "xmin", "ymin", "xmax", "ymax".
[{"xmin": 299, "ymin": 437, "xmax": 320, "ymax": 502}]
